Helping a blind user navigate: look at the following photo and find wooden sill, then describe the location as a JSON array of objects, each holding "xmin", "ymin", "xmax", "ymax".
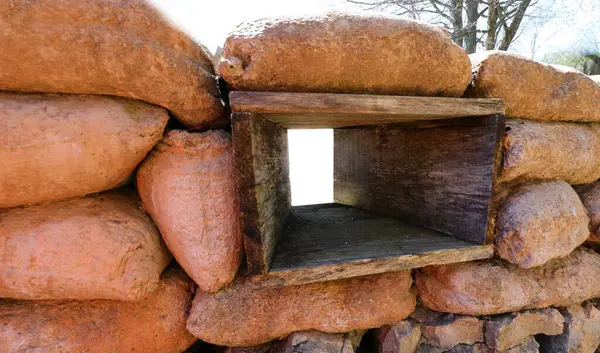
[{"xmin": 257, "ymin": 203, "xmax": 494, "ymax": 287}]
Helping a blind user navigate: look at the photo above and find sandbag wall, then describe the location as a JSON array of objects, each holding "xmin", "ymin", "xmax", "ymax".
[
  {"xmin": 190, "ymin": 17, "xmax": 600, "ymax": 353},
  {"xmin": 0, "ymin": 0, "xmax": 233, "ymax": 352},
  {"xmin": 4, "ymin": 3, "xmax": 600, "ymax": 353}
]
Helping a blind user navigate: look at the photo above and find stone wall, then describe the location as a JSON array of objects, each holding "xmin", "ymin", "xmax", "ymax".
[{"xmin": 3, "ymin": 2, "xmax": 600, "ymax": 353}]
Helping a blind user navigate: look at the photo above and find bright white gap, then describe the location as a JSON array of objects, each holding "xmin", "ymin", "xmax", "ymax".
[{"xmin": 288, "ymin": 129, "xmax": 334, "ymax": 206}]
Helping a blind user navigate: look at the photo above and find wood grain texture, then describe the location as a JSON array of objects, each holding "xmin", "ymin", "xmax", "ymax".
[
  {"xmin": 257, "ymin": 204, "xmax": 493, "ymax": 287},
  {"xmin": 231, "ymin": 113, "xmax": 291, "ymax": 275},
  {"xmin": 230, "ymin": 91, "xmax": 505, "ymax": 128},
  {"xmin": 334, "ymin": 115, "xmax": 505, "ymax": 245}
]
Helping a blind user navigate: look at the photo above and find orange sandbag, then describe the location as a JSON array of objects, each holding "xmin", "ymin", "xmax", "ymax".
[
  {"xmin": 0, "ymin": 0, "xmax": 223, "ymax": 128},
  {"xmin": 0, "ymin": 268, "xmax": 197, "ymax": 353},
  {"xmin": 0, "ymin": 93, "xmax": 169, "ymax": 208},
  {"xmin": 137, "ymin": 130, "xmax": 242, "ymax": 292},
  {"xmin": 0, "ymin": 190, "xmax": 172, "ymax": 301}
]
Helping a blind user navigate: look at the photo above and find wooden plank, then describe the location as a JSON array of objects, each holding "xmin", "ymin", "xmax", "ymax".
[
  {"xmin": 334, "ymin": 115, "xmax": 505, "ymax": 245},
  {"xmin": 231, "ymin": 112, "xmax": 292, "ymax": 275},
  {"xmin": 258, "ymin": 203, "xmax": 494, "ymax": 287},
  {"xmin": 229, "ymin": 91, "xmax": 505, "ymax": 128}
]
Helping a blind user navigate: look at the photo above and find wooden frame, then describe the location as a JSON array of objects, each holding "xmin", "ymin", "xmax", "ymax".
[{"xmin": 231, "ymin": 91, "xmax": 505, "ymax": 286}]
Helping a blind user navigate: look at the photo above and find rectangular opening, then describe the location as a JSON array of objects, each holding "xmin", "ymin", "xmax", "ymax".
[
  {"xmin": 231, "ymin": 92, "xmax": 505, "ymax": 286},
  {"xmin": 287, "ymin": 129, "xmax": 333, "ymax": 206}
]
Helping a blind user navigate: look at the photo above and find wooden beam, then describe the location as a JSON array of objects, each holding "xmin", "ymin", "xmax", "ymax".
[
  {"xmin": 229, "ymin": 91, "xmax": 505, "ymax": 128},
  {"xmin": 334, "ymin": 115, "xmax": 505, "ymax": 245},
  {"xmin": 255, "ymin": 203, "xmax": 494, "ymax": 287},
  {"xmin": 231, "ymin": 112, "xmax": 291, "ymax": 275}
]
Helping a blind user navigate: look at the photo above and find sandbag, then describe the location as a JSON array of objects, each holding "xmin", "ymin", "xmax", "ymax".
[
  {"xmin": 218, "ymin": 12, "xmax": 471, "ymax": 97},
  {"xmin": 0, "ymin": 0, "xmax": 223, "ymax": 128},
  {"xmin": 465, "ymin": 51, "xmax": 600, "ymax": 122},
  {"xmin": 137, "ymin": 130, "xmax": 242, "ymax": 292},
  {"xmin": 0, "ymin": 191, "xmax": 172, "ymax": 301},
  {"xmin": 187, "ymin": 270, "xmax": 416, "ymax": 346},
  {"xmin": 495, "ymin": 181, "xmax": 589, "ymax": 268},
  {"xmin": 415, "ymin": 248, "xmax": 600, "ymax": 316},
  {"xmin": 0, "ymin": 93, "xmax": 169, "ymax": 208},
  {"xmin": 577, "ymin": 182, "xmax": 600, "ymax": 242},
  {"xmin": 499, "ymin": 120, "xmax": 600, "ymax": 185},
  {"xmin": 0, "ymin": 268, "xmax": 196, "ymax": 353}
]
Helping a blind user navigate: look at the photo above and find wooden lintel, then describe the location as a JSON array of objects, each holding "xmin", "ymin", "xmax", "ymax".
[{"xmin": 229, "ymin": 91, "xmax": 505, "ymax": 128}]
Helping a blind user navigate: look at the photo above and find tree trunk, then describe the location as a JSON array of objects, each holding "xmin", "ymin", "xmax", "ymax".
[
  {"xmin": 464, "ymin": 0, "xmax": 479, "ymax": 54},
  {"xmin": 498, "ymin": 0, "xmax": 532, "ymax": 51},
  {"xmin": 450, "ymin": 0, "xmax": 464, "ymax": 48},
  {"xmin": 486, "ymin": 0, "xmax": 499, "ymax": 50}
]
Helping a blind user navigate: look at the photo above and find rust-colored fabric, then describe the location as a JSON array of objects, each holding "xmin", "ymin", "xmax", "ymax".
[
  {"xmin": 187, "ymin": 270, "xmax": 416, "ymax": 347},
  {"xmin": 0, "ymin": 268, "xmax": 196, "ymax": 353},
  {"xmin": 219, "ymin": 12, "xmax": 471, "ymax": 97},
  {"xmin": 0, "ymin": 191, "xmax": 172, "ymax": 301},
  {"xmin": 499, "ymin": 120, "xmax": 600, "ymax": 185},
  {"xmin": 495, "ymin": 181, "xmax": 589, "ymax": 268},
  {"xmin": 0, "ymin": 93, "xmax": 169, "ymax": 208},
  {"xmin": 0, "ymin": 0, "xmax": 223, "ymax": 128},
  {"xmin": 416, "ymin": 248, "xmax": 600, "ymax": 316},
  {"xmin": 137, "ymin": 130, "xmax": 242, "ymax": 292},
  {"xmin": 465, "ymin": 51, "xmax": 600, "ymax": 122}
]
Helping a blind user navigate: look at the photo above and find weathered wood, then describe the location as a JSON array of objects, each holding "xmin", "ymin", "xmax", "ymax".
[
  {"xmin": 230, "ymin": 91, "xmax": 505, "ymax": 128},
  {"xmin": 231, "ymin": 112, "xmax": 291, "ymax": 275},
  {"xmin": 334, "ymin": 115, "xmax": 505, "ymax": 245},
  {"xmin": 256, "ymin": 203, "xmax": 493, "ymax": 287}
]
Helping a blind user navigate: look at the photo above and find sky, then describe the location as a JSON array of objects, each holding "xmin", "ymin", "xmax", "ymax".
[
  {"xmin": 149, "ymin": 0, "xmax": 600, "ymax": 59},
  {"xmin": 148, "ymin": 0, "xmax": 600, "ymax": 205}
]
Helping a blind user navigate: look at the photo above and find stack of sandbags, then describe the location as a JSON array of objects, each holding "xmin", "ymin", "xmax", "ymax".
[
  {"xmin": 186, "ymin": 11, "xmax": 475, "ymax": 350},
  {"xmin": 409, "ymin": 52, "xmax": 600, "ymax": 353},
  {"xmin": 462, "ymin": 51, "xmax": 600, "ymax": 267},
  {"xmin": 0, "ymin": 0, "xmax": 223, "ymax": 129},
  {"xmin": 413, "ymin": 249, "xmax": 600, "ymax": 352},
  {"xmin": 0, "ymin": 0, "xmax": 230, "ymax": 351}
]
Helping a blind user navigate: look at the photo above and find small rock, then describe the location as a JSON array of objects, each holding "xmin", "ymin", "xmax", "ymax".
[
  {"xmin": 538, "ymin": 302, "xmax": 600, "ymax": 353},
  {"xmin": 415, "ymin": 342, "xmax": 490, "ymax": 353},
  {"xmin": 446, "ymin": 343, "xmax": 491, "ymax": 353},
  {"xmin": 374, "ymin": 320, "xmax": 421, "ymax": 353},
  {"xmin": 346, "ymin": 330, "xmax": 367, "ymax": 350},
  {"xmin": 415, "ymin": 342, "xmax": 444, "ymax": 353},
  {"xmin": 485, "ymin": 308, "xmax": 564, "ymax": 351},
  {"xmin": 225, "ymin": 343, "xmax": 273, "ymax": 353},
  {"xmin": 504, "ymin": 337, "xmax": 539, "ymax": 353},
  {"xmin": 279, "ymin": 331, "xmax": 353, "ymax": 353},
  {"xmin": 411, "ymin": 308, "xmax": 483, "ymax": 350}
]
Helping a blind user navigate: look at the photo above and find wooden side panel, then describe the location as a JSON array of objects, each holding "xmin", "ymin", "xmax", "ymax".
[
  {"xmin": 231, "ymin": 112, "xmax": 291, "ymax": 275},
  {"xmin": 334, "ymin": 115, "xmax": 505, "ymax": 245}
]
